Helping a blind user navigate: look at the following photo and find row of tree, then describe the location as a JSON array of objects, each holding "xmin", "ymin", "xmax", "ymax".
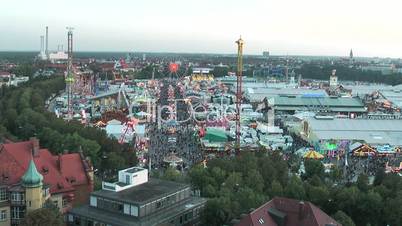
[
  {"xmin": 0, "ymin": 76, "xmax": 137, "ymax": 176},
  {"xmin": 297, "ymin": 63, "xmax": 402, "ymax": 85},
  {"xmin": 181, "ymin": 151, "xmax": 402, "ymax": 226}
]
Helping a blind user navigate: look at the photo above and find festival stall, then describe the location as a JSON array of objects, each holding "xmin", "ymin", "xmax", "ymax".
[
  {"xmin": 351, "ymin": 143, "xmax": 377, "ymax": 157},
  {"xmin": 303, "ymin": 150, "xmax": 324, "ymax": 160}
]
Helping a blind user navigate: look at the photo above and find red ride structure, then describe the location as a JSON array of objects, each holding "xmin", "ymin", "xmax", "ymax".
[
  {"xmin": 169, "ymin": 63, "xmax": 179, "ymax": 73},
  {"xmin": 119, "ymin": 117, "xmax": 139, "ymax": 144}
]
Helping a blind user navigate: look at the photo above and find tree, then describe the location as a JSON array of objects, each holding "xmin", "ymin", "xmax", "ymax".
[
  {"xmin": 163, "ymin": 167, "xmax": 182, "ymax": 182},
  {"xmin": 210, "ymin": 167, "xmax": 226, "ymax": 187},
  {"xmin": 306, "ymin": 185, "xmax": 330, "ymax": 207},
  {"xmin": 104, "ymin": 152, "xmax": 127, "ymax": 172},
  {"xmin": 355, "ymin": 191, "xmax": 382, "ymax": 225},
  {"xmin": 204, "ymin": 184, "xmax": 217, "ymax": 197},
  {"xmin": 373, "ymin": 168, "xmax": 386, "ymax": 186},
  {"xmin": 332, "ymin": 210, "xmax": 356, "ymax": 226},
  {"xmin": 384, "ymin": 192, "xmax": 402, "ymax": 226},
  {"xmin": 296, "ymin": 63, "xmax": 402, "ymax": 85},
  {"xmin": 303, "ymin": 159, "xmax": 324, "ymax": 179},
  {"xmin": 334, "ymin": 186, "xmax": 360, "ymax": 217},
  {"xmin": 20, "ymin": 207, "xmax": 64, "ymax": 226},
  {"xmin": 356, "ymin": 174, "xmax": 369, "ymax": 192},
  {"xmin": 244, "ymin": 169, "xmax": 264, "ymax": 193},
  {"xmin": 270, "ymin": 180, "xmax": 283, "ymax": 197},
  {"xmin": 285, "ymin": 175, "xmax": 306, "ymax": 200},
  {"xmin": 235, "ymin": 187, "xmax": 266, "ymax": 213},
  {"xmin": 329, "ymin": 165, "xmax": 343, "ymax": 183},
  {"xmin": 202, "ymin": 197, "xmax": 233, "ymax": 226},
  {"xmin": 223, "ymin": 172, "xmax": 242, "ymax": 192},
  {"xmin": 212, "ymin": 66, "xmax": 229, "ymax": 77},
  {"xmin": 189, "ymin": 164, "xmax": 211, "ymax": 190}
]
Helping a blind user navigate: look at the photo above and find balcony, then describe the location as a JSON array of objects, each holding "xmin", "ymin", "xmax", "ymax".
[{"xmin": 10, "ymin": 200, "xmax": 25, "ymax": 206}]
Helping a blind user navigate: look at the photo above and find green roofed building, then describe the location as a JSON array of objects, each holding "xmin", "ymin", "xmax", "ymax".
[{"xmin": 203, "ymin": 128, "xmax": 228, "ymax": 143}]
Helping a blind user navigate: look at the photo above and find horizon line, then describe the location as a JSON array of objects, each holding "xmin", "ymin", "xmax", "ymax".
[{"xmin": 0, "ymin": 50, "xmax": 400, "ymax": 59}]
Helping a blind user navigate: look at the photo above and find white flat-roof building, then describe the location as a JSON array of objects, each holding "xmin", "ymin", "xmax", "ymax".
[
  {"xmin": 299, "ymin": 117, "xmax": 402, "ymax": 146},
  {"xmin": 49, "ymin": 51, "xmax": 68, "ymax": 62}
]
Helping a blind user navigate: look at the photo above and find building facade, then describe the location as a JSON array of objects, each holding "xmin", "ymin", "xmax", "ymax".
[
  {"xmin": 67, "ymin": 167, "xmax": 206, "ymax": 226},
  {"xmin": 0, "ymin": 138, "xmax": 94, "ymax": 226}
]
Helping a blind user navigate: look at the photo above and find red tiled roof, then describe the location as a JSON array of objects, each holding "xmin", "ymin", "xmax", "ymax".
[
  {"xmin": 0, "ymin": 139, "xmax": 91, "ymax": 195},
  {"xmin": 60, "ymin": 154, "xmax": 89, "ymax": 186},
  {"xmin": 235, "ymin": 197, "xmax": 340, "ymax": 226}
]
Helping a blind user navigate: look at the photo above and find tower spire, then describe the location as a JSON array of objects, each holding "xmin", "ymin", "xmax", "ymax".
[{"xmin": 22, "ymin": 160, "xmax": 43, "ymax": 188}]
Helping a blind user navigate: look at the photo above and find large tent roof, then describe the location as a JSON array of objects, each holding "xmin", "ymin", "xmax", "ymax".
[
  {"xmin": 303, "ymin": 150, "xmax": 324, "ymax": 159},
  {"xmin": 203, "ymin": 128, "xmax": 228, "ymax": 142}
]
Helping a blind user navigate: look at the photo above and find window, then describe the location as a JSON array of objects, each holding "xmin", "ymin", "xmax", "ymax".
[
  {"xmin": 0, "ymin": 188, "xmax": 7, "ymax": 201},
  {"xmin": 130, "ymin": 205, "xmax": 138, "ymax": 217},
  {"xmin": 185, "ymin": 212, "xmax": 193, "ymax": 221},
  {"xmin": 258, "ymin": 218, "xmax": 264, "ymax": 224},
  {"xmin": 90, "ymin": 196, "xmax": 97, "ymax": 207},
  {"xmin": 11, "ymin": 207, "xmax": 24, "ymax": 219},
  {"xmin": 11, "ymin": 192, "xmax": 24, "ymax": 202},
  {"xmin": 0, "ymin": 210, "xmax": 6, "ymax": 221},
  {"xmin": 97, "ymin": 198, "xmax": 124, "ymax": 213},
  {"xmin": 62, "ymin": 198, "xmax": 68, "ymax": 207},
  {"xmin": 68, "ymin": 214, "xmax": 74, "ymax": 222},
  {"xmin": 42, "ymin": 188, "xmax": 49, "ymax": 197}
]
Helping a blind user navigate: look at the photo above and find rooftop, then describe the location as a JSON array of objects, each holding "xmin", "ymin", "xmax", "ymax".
[
  {"xmin": 94, "ymin": 178, "xmax": 189, "ymax": 205},
  {"xmin": 269, "ymin": 96, "xmax": 366, "ymax": 112},
  {"xmin": 305, "ymin": 118, "xmax": 402, "ymax": 145},
  {"xmin": 0, "ymin": 138, "xmax": 92, "ymax": 194},
  {"xmin": 246, "ymin": 88, "xmax": 328, "ymax": 102},
  {"xmin": 234, "ymin": 197, "xmax": 339, "ymax": 226},
  {"xmin": 69, "ymin": 196, "xmax": 206, "ymax": 226}
]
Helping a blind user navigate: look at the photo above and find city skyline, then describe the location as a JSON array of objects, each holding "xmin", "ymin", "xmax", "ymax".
[{"xmin": 1, "ymin": 0, "xmax": 402, "ymax": 58}]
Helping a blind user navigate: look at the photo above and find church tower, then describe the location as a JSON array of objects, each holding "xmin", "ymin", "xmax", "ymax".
[
  {"xmin": 349, "ymin": 49, "xmax": 354, "ymax": 64},
  {"xmin": 330, "ymin": 69, "xmax": 338, "ymax": 89},
  {"xmin": 22, "ymin": 160, "xmax": 44, "ymax": 212}
]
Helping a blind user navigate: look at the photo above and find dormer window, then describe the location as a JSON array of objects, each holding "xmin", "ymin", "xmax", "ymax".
[
  {"xmin": 66, "ymin": 177, "xmax": 76, "ymax": 184},
  {"xmin": 42, "ymin": 166, "xmax": 49, "ymax": 175},
  {"xmin": 2, "ymin": 173, "xmax": 9, "ymax": 182},
  {"xmin": 57, "ymin": 183, "xmax": 64, "ymax": 189}
]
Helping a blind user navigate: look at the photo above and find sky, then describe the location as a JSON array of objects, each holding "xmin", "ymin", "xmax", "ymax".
[{"xmin": 1, "ymin": 0, "xmax": 402, "ymax": 57}]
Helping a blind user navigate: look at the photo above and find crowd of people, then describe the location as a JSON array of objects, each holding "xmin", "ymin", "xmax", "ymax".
[
  {"xmin": 147, "ymin": 79, "xmax": 204, "ymax": 170},
  {"xmin": 344, "ymin": 155, "xmax": 389, "ymax": 181}
]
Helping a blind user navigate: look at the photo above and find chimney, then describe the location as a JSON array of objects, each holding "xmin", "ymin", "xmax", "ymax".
[
  {"xmin": 298, "ymin": 201, "xmax": 305, "ymax": 220},
  {"xmin": 45, "ymin": 26, "xmax": 49, "ymax": 58},
  {"xmin": 30, "ymin": 137, "xmax": 40, "ymax": 157},
  {"xmin": 57, "ymin": 153, "xmax": 62, "ymax": 170},
  {"xmin": 40, "ymin": 36, "xmax": 44, "ymax": 53}
]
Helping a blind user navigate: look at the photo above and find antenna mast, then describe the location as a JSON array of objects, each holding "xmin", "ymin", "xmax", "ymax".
[{"xmin": 65, "ymin": 27, "xmax": 74, "ymax": 120}]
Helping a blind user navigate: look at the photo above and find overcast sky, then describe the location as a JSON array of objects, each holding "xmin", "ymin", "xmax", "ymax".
[{"xmin": 1, "ymin": 0, "xmax": 401, "ymax": 57}]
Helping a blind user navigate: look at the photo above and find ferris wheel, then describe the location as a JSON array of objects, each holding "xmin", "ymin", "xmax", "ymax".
[{"xmin": 167, "ymin": 62, "xmax": 190, "ymax": 80}]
